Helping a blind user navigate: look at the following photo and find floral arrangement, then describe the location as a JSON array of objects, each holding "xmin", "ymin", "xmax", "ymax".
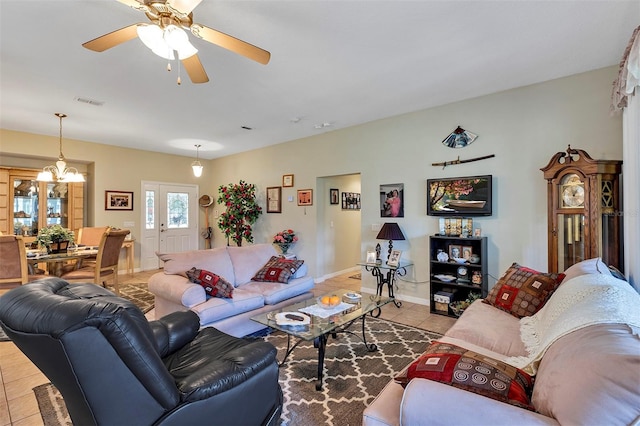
[
  {"xmin": 36, "ymin": 224, "xmax": 75, "ymax": 247},
  {"xmin": 273, "ymin": 229, "xmax": 298, "ymax": 254},
  {"xmin": 273, "ymin": 229, "xmax": 298, "ymax": 245},
  {"xmin": 217, "ymin": 180, "xmax": 262, "ymax": 246}
]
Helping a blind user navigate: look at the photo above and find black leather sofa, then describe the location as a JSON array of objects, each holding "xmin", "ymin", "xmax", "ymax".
[{"xmin": 0, "ymin": 278, "xmax": 282, "ymax": 425}]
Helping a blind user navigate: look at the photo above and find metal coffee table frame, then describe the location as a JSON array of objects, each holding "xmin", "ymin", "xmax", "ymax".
[{"xmin": 251, "ymin": 289, "xmax": 393, "ymax": 390}]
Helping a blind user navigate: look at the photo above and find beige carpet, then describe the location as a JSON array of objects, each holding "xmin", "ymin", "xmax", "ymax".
[{"xmin": 34, "ymin": 318, "xmax": 441, "ymax": 426}]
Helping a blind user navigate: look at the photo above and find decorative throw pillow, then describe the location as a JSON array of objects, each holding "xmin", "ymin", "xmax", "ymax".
[
  {"xmin": 252, "ymin": 256, "xmax": 304, "ymax": 283},
  {"xmin": 186, "ymin": 267, "xmax": 233, "ymax": 298},
  {"xmin": 395, "ymin": 342, "xmax": 534, "ymax": 411},
  {"xmin": 483, "ymin": 262, "xmax": 564, "ymax": 318}
]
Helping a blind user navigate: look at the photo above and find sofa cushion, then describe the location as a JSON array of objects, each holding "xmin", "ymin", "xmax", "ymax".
[
  {"xmin": 397, "ymin": 342, "xmax": 534, "ymax": 411},
  {"xmin": 186, "ymin": 267, "xmax": 234, "ymax": 299},
  {"xmin": 157, "ymin": 247, "xmax": 235, "ymax": 284},
  {"xmin": 191, "ymin": 287, "xmax": 265, "ymax": 324},
  {"xmin": 252, "ymin": 256, "xmax": 304, "ymax": 283},
  {"xmin": 227, "ymin": 244, "xmax": 278, "ymax": 286},
  {"xmin": 532, "ymin": 323, "xmax": 640, "ymax": 425},
  {"xmin": 561, "ymin": 257, "xmax": 612, "ymax": 283},
  {"xmin": 483, "ymin": 263, "xmax": 564, "ymax": 318},
  {"xmin": 241, "ymin": 275, "xmax": 315, "ymax": 305},
  {"xmin": 444, "ymin": 300, "xmax": 527, "ymax": 357}
]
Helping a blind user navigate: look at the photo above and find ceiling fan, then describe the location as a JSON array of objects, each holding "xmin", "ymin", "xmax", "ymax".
[{"xmin": 82, "ymin": 0, "xmax": 270, "ymax": 84}]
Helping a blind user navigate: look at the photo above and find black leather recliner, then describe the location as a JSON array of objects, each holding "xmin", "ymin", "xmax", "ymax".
[{"xmin": 0, "ymin": 278, "xmax": 282, "ymax": 425}]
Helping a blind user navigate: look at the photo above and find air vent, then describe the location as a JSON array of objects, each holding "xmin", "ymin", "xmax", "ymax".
[{"xmin": 74, "ymin": 96, "xmax": 104, "ymax": 106}]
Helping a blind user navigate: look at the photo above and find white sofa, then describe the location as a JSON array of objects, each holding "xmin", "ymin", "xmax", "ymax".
[
  {"xmin": 363, "ymin": 258, "xmax": 640, "ymax": 426},
  {"xmin": 148, "ymin": 243, "xmax": 314, "ymax": 337}
]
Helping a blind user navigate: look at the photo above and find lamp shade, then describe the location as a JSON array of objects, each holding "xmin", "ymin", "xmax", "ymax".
[{"xmin": 376, "ymin": 223, "xmax": 405, "ymax": 241}]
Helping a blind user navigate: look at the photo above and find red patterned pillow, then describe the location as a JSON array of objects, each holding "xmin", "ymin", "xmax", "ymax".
[
  {"xmin": 186, "ymin": 267, "xmax": 233, "ymax": 298},
  {"xmin": 483, "ymin": 263, "xmax": 564, "ymax": 318},
  {"xmin": 252, "ymin": 256, "xmax": 304, "ymax": 283},
  {"xmin": 396, "ymin": 342, "xmax": 534, "ymax": 411}
]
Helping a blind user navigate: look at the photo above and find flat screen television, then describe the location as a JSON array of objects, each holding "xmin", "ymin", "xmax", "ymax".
[{"xmin": 427, "ymin": 175, "xmax": 492, "ymax": 216}]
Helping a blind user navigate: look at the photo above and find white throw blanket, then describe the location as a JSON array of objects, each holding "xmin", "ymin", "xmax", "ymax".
[{"xmin": 506, "ymin": 273, "xmax": 640, "ymax": 375}]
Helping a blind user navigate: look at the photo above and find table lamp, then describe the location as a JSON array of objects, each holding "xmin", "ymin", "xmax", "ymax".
[{"xmin": 376, "ymin": 222, "xmax": 405, "ymax": 263}]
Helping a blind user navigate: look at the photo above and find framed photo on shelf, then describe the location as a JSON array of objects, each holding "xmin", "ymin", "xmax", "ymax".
[
  {"xmin": 449, "ymin": 245, "xmax": 462, "ymax": 260},
  {"xmin": 105, "ymin": 190, "xmax": 133, "ymax": 211},
  {"xmin": 297, "ymin": 189, "xmax": 313, "ymax": 206},
  {"xmin": 462, "ymin": 246, "xmax": 473, "ymax": 261},
  {"xmin": 266, "ymin": 186, "xmax": 282, "ymax": 213},
  {"xmin": 330, "ymin": 188, "xmax": 339, "ymax": 205},
  {"xmin": 366, "ymin": 250, "xmax": 377, "ymax": 264},
  {"xmin": 282, "ymin": 174, "xmax": 294, "ymax": 187},
  {"xmin": 387, "ymin": 249, "xmax": 402, "ymax": 267}
]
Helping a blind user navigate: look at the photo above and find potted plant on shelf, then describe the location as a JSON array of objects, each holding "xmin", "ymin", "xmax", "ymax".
[
  {"xmin": 36, "ymin": 224, "xmax": 75, "ymax": 254},
  {"xmin": 217, "ymin": 180, "xmax": 262, "ymax": 246},
  {"xmin": 273, "ymin": 229, "xmax": 298, "ymax": 255}
]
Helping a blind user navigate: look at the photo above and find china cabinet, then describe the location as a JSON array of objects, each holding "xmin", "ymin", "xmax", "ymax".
[
  {"xmin": 541, "ymin": 146, "xmax": 622, "ymax": 273},
  {"xmin": 429, "ymin": 235, "xmax": 487, "ymax": 317},
  {"xmin": 0, "ymin": 167, "xmax": 84, "ymax": 239}
]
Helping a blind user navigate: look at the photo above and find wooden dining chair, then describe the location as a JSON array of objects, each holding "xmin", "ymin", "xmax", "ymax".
[
  {"xmin": 74, "ymin": 226, "xmax": 109, "ymax": 267},
  {"xmin": 60, "ymin": 228, "xmax": 130, "ymax": 295},
  {"xmin": 0, "ymin": 235, "xmax": 44, "ymax": 288}
]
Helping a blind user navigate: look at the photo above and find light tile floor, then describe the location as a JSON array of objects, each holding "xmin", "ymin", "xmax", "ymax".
[{"xmin": 0, "ymin": 270, "xmax": 455, "ymax": 426}]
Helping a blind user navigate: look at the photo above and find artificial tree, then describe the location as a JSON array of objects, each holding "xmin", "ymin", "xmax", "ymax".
[{"xmin": 217, "ymin": 180, "xmax": 262, "ymax": 246}]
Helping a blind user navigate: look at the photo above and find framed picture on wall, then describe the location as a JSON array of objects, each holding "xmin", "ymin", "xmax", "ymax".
[
  {"xmin": 266, "ymin": 186, "xmax": 282, "ymax": 213},
  {"xmin": 380, "ymin": 183, "xmax": 404, "ymax": 217},
  {"xmin": 105, "ymin": 190, "xmax": 133, "ymax": 211},
  {"xmin": 330, "ymin": 188, "xmax": 339, "ymax": 205},
  {"xmin": 283, "ymin": 174, "xmax": 294, "ymax": 187},
  {"xmin": 297, "ymin": 189, "xmax": 313, "ymax": 206}
]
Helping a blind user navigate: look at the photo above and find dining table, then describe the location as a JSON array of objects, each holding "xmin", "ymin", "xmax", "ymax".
[{"xmin": 26, "ymin": 247, "xmax": 99, "ymax": 277}]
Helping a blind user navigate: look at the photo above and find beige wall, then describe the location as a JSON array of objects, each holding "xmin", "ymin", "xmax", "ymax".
[
  {"xmin": 0, "ymin": 66, "xmax": 623, "ymax": 304},
  {"xmin": 209, "ymin": 66, "xmax": 622, "ymax": 303}
]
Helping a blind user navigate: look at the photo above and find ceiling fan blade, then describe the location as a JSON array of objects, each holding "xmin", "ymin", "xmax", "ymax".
[
  {"xmin": 82, "ymin": 24, "xmax": 140, "ymax": 52},
  {"xmin": 116, "ymin": 0, "xmax": 148, "ymax": 12},
  {"xmin": 168, "ymin": 0, "xmax": 203, "ymax": 15},
  {"xmin": 182, "ymin": 54, "xmax": 210, "ymax": 84},
  {"xmin": 190, "ymin": 24, "xmax": 270, "ymax": 65}
]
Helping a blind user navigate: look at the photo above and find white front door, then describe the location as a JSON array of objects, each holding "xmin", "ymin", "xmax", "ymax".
[{"xmin": 140, "ymin": 181, "xmax": 199, "ymax": 271}]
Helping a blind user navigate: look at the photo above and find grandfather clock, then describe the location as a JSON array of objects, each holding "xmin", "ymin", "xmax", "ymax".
[{"xmin": 541, "ymin": 146, "xmax": 622, "ymax": 273}]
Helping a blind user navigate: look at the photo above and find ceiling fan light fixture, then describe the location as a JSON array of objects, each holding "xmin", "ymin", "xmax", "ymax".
[
  {"xmin": 137, "ymin": 24, "xmax": 175, "ymax": 60},
  {"xmin": 164, "ymin": 25, "xmax": 188, "ymax": 50},
  {"xmin": 177, "ymin": 41, "xmax": 198, "ymax": 59}
]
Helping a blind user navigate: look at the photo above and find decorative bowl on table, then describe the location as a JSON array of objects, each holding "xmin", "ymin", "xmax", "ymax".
[{"xmin": 317, "ymin": 294, "xmax": 341, "ymax": 309}]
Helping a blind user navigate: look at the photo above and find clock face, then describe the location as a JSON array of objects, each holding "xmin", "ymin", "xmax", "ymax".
[{"xmin": 562, "ymin": 184, "xmax": 585, "ymax": 208}]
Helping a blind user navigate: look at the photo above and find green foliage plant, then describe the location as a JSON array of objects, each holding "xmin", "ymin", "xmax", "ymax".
[{"xmin": 217, "ymin": 180, "xmax": 262, "ymax": 246}]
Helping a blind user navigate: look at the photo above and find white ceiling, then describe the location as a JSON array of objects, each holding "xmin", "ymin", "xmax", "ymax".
[{"xmin": 1, "ymin": 1, "xmax": 638, "ymax": 161}]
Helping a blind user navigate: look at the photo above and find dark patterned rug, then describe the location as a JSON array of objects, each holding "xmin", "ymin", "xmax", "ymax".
[
  {"xmin": 33, "ymin": 318, "xmax": 441, "ymax": 426},
  {"xmin": 107, "ymin": 282, "xmax": 155, "ymax": 314}
]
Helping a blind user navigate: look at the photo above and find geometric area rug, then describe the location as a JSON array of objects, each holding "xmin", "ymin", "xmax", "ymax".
[
  {"xmin": 263, "ymin": 317, "xmax": 442, "ymax": 426},
  {"xmin": 32, "ymin": 317, "xmax": 441, "ymax": 426}
]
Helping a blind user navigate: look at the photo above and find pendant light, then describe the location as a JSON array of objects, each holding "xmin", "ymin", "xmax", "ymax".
[
  {"xmin": 191, "ymin": 144, "xmax": 203, "ymax": 177},
  {"xmin": 37, "ymin": 113, "xmax": 85, "ymax": 182}
]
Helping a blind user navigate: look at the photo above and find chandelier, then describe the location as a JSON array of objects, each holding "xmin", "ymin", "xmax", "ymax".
[
  {"xmin": 37, "ymin": 113, "xmax": 85, "ymax": 182},
  {"xmin": 191, "ymin": 144, "xmax": 203, "ymax": 177}
]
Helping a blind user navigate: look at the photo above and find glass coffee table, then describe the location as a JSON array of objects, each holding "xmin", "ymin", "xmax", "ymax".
[{"xmin": 251, "ymin": 289, "xmax": 393, "ymax": 390}]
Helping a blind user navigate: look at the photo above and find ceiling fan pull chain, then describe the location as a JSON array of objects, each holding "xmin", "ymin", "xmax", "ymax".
[{"xmin": 177, "ymin": 60, "xmax": 182, "ymax": 85}]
